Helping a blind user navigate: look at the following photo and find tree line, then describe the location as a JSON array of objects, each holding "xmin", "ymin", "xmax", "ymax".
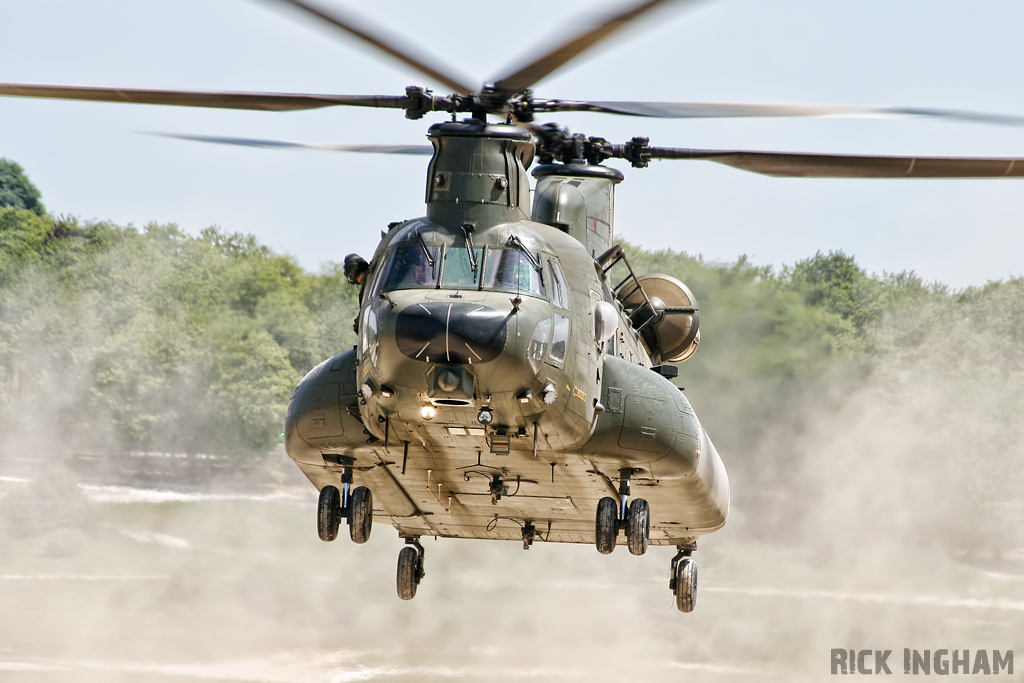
[{"xmin": 1, "ymin": 159, "xmax": 1021, "ymax": 549}]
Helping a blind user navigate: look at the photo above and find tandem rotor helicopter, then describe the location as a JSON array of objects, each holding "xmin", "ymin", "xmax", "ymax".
[{"xmin": 5, "ymin": 0, "xmax": 1024, "ymax": 612}]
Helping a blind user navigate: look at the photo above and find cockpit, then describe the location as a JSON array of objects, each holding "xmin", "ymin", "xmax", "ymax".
[
  {"xmin": 360, "ymin": 223, "xmax": 573, "ymax": 386},
  {"xmin": 380, "ymin": 244, "xmax": 546, "ymax": 298}
]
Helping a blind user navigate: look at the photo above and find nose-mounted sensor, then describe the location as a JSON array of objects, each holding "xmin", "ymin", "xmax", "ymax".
[{"xmin": 428, "ymin": 365, "xmax": 474, "ymax": 405}]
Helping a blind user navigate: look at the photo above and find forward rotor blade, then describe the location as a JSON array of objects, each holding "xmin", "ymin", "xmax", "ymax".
[
  {"xmin": 652, "ymin": 148, "xmax": 1024, "ymax": 178},
  {"xmin": 154, "ymin": 132, "xmax": 432, "ymax": 155},
  {"xmin": 0, "ymin": 83, "xmax": 408, "ymax": 112},
  {"xmin": 270, "ymin": 0, "xmax": 475, "ymax": 95},
  {"xmin": 493, "ymin": 0, "xmax": 689, "ymax": 93},
  {"xmin": 542, "ymin": 100, "xmax": 1024, "ymax": 127}
]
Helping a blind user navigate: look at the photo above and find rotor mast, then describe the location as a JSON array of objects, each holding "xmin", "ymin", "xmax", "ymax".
[{"xmin": 424, "ymin": 120, "xmax": 535, "ymax": 230}]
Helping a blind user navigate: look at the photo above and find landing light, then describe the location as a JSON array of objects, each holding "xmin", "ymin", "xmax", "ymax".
[
  {"xmin": 542, "ymin": 384, "xmax": 557, "ymax": 405},
  {"xmin": 420, "ymin": 405, "xmax": 436, "ymax": 420},
  {"xmin": 477, "ymin": 408, "xmax": 494, "ymax": 426},
  {"xmin": 360, "ymin": 382, "xmax": 374, "ymax": 398}
]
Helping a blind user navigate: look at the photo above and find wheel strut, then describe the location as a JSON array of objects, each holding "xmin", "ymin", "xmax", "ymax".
[
  {"xmin": 341, "ymin": 465, "xmax": 353, "ymax": 515},
  {"xmin": 669, "ymin": 541, "xmax": 696, "ymax": 590},
  {"xmin": 406, "ymin": 537, "xmax": 425, "ymax": 581},
  {"xmin": 618, "ymin": 467, "xmax": 632, "ymax": 521}
]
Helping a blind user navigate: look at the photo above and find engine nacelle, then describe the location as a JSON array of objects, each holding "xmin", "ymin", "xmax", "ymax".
[{"xmin": 618, "ymin": 274, "xmax": 700, "ymax": 364}]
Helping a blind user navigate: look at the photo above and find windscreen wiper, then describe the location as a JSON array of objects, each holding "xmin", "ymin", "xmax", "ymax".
[
  {"xmin": 416, "ymin": 229, "xmax": 437, "ymax": 274},
  {"xmin": 506, "ymin": 234, "xmax": 542, "ymax": 272},
  {"xmin": 462, "ymin": 225, "xmax": 478, "ymax": 273}
]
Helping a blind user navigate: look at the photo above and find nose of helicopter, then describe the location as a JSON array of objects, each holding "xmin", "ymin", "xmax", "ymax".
[
  {"xmin": 361, "ymin": 290, "xmax": 551, "ymax": 413},
  {"xmin": 394, "ymin": 301, "xmax": 509, "ymax": 364}
]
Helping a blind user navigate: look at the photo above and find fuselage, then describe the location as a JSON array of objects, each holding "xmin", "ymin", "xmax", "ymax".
[
  {"xmin": 284, "ymin": 119, "xmax": 729, "ymax": 546},
  {"xmin": 357, "ymin": 215, "xmax": 603, "ymax": 453}
]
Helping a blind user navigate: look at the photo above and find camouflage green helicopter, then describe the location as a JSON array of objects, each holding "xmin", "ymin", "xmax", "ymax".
[{"xmin": 5, "ymin": 0, "xmax": 1024, "ymax": 612}]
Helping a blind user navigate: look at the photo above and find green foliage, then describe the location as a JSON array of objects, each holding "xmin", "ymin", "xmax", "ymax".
[
  {"xmin": 0, "ymin": 208, "xmax": 51, "ymax": 279},
  {"xmin": 0, "ymin": 159, "xmax": 44, "ymax": 216},
  {"xmin": 0, "ymin": 211, "xmax": 359, "ymax": 456},
  {"xmin": 622, "ymin": 240, "xmax": 1024, "ymax": 551},
  {"xmin": 787, "ymin": 250, "xmax": 880, "ymax": 341}
]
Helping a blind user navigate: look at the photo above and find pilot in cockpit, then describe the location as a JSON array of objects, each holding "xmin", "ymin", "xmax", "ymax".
[
  {"xmin": 344, "ymin": 253, "xmax": 369, "ymax": 332},
  {"xmin": 344, "ymin": 253, "xmax": 369, "ymax": 293}
]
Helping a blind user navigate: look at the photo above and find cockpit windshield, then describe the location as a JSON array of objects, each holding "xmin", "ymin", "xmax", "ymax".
[
  {"xmin": 380, "ymin": 245, "xmax": 545, "ymax": 297},
  {"xmin": 382, "ymin": 246, "xmax": 439, "ymax": 290},
  {"xmin": 441, "ymin": 247, "xmax": 482, "ymax": 288},
  {"xmin": 483, "ymin": 248, "xmax": 545, "ymax": 297}
]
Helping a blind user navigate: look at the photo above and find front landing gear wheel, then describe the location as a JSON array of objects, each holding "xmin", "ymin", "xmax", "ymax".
[
  {"xmin": 397, "ymin": 541, "xmax": 424, "ymax": 600},
  {"xmin": 674, "ymin": 557, "xmax": 697, "ymax": 613},
  {"xmin": 595, "ymin": 496, "xmax": 618, "ymax": 554},
  {"xmin": 317, "ymin": 485, "xmax": 341, "ymax": 542},
  {"xmin": 348, "ymin": 486, "xmax": 373, "ymax": 544},
  {"xmin": 626, "ymin": 498, "xmax": 650, "ymax": 556}
]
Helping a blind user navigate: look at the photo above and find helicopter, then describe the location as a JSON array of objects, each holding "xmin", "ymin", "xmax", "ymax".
[{"xmin": 4, "ymin": 0, "xmax": 1024, "ymax": 612}]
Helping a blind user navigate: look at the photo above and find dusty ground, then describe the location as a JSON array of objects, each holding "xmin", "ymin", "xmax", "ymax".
[{"xmin": 0, "ymin": 465, "xmax": 1021, "ymax": 683}]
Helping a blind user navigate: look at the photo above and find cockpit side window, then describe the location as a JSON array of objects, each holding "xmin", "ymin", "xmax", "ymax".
[
  {"xmin": 481, "ymin": 248, "xmax": 545, "ymax": 297},
  {"xmin": 549, "ymin": 313, "xmax": 569, "ymax": 365},
  {"xmin": 382, "ymin": 245, "xmax": 439, "ymax": 290},
  {"xmin": 441, "ymin": 247, "xmax": 482, "ymax": 289},
  {"xmin": 549, "ymin": 259, "xmax": 570, "ymax": 309}
]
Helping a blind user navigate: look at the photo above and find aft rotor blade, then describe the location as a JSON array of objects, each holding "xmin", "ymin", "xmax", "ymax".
[
  {"xmin": 493, "ymin": 0, "xmax": 688, "ymax": 92},
  {"xmin": 270, "ymin": 0, "xmax": 475, "ymax": 95},
  {"xmin": 541, "ymin": 100, "xmax": 1024, "ymax": 127},
  {"xmin": 0, "ymin": 83, "xmax": 409, "ymax": 112},
  {"xmin": 653, "ymin": 148, "xmax": 1024, "ymax": 178},
  {"xmin": 154, "ymin": 132, "xmax": 433, "ymax": 155}
]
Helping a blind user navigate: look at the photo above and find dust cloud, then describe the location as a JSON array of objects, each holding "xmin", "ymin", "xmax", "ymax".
[{"xmin": 1, "ymin": 276, "xmax": 1023, "ymax": 682}]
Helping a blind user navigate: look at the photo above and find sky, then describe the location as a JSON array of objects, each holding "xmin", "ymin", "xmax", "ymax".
[{"xmin": 2, "ymin": 0, "xmax": 1024, "ymax": 287}]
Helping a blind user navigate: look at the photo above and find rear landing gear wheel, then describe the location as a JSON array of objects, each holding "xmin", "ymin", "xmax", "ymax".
[
  {"xmin": 626, "ymin": 498, "xmax": 650, "ymax": 556},
  {"xmin": 397, "ymin": 542, "xmax": 424, "ymax": 600},
  {"xmin": 595, "ymin": 496, "xmax": 618, "ymax": 554},
  {"xmin": 673, "ymin": 555, "xmax": 697, "ymax": 613},
  {"xmin": 348, "ymin": 485, "xmax": 373, "ymax": 544},
  {"xmin": 317, "ymin": 485, "xmax": 341, "ymax": 542}
]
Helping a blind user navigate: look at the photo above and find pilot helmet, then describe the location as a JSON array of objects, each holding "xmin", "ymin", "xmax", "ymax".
[{"xmin": 343, "ymin": 253, "xmax": 369, "ymax": 283}]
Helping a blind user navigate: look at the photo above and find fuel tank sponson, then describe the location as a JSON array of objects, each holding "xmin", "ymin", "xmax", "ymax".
[
  {"xmin": 286, "ymin": 348, "xmax": 369, "ymax": 463},
  {"xmin": 285, "ymin": 348, "xmax": 418, "ymax": 518},
  {"xmin": 580, "ymin": 355, "xmax": 730, "ymax": 533}
]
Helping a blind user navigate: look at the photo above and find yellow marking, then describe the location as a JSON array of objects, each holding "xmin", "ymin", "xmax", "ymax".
[{"xmin": 573, "ymin": 386, "xmax": 587, "ymax": 401}]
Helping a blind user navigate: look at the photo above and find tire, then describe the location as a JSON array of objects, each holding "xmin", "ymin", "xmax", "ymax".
[
  {"xmin": 397, "ymin": 546, "xmax": 419, "ymax": 600},
  {"xmin": 317, "ymin": 485, "xmax": 341, "ymax": 542},
  {"xmin": 626, "ymin": 498, "xmax": 650, "ymax": 556},
  {"xmin": 349, "ymin": 486, "xmax": 373, "ymax": 544},
  {"xmin": 675, "ymin": 557, "xmax": 697, "ymax": 613},
  {"xmin": 595, "ymin": 496, "xmax": 618, "ymax": 554}
]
